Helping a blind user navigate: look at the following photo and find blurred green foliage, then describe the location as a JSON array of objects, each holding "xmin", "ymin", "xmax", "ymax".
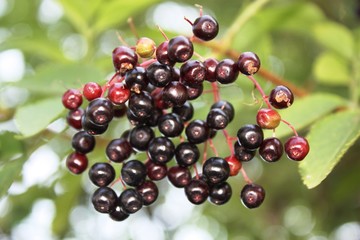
[{"xmin": 0, "ymin": 0, "xmax": 359, "ymax": 239}]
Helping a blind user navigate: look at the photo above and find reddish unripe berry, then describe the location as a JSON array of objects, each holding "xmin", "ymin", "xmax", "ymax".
[
  {"xmin": 256, "ymin": 108, "xmax": 281, "ymax": 129},
  {"xmin": 269, "ymin": 85, "xmax": 294, "ymax": 109},
  {"xmin": 66, "ymin": 152, "xmax": 88, "ymax": 174},
  {"xmin": 62, "ymin": 89, "xmax": 83, "ymax": 110},
  {"xmin": 237, "ymin": 52, "xmax": 261, "ymax": 75},
  {"xmin": 225, "ymin": 155, "xmax": 242, "ymax": 176},
  {"xmin": 112, "ymin": 46, "xmax": 138, "ymax": 74},
  {"xmin": 156, "ymin": 41, "xmax": 175, "ymax": 66},
  {"xmin": 284, "ymin": 136, "xmax": 310, "ymax": 161},
  {"xmin": 107, "ymin": 83, "xmax": 131, "ymax": 105},
  {"xmin": 83, "ymin": 82, "xmax": 102, "ymax": 101},
  {"xmin": 135, "ymin": 37, "xmax": 156, "ymax": 58}
]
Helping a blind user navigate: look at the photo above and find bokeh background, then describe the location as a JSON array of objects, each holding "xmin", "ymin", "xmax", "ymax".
[{"xmin": 0, "ymin": 0, "xmax": 359, "ymax": 239}]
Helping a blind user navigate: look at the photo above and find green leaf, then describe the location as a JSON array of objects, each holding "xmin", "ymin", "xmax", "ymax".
[
  {"xmin": 264, "ymin": 93, "xmax": 347, "ymax": 138},
  {"xmin": 14, "ymin": 98, "xmax": 65, "ymax": 138},
  {"xmin": 312, "ymin": 21, "xmax": 355, "ymax": 60},
  {"xmin": 299, "ymin": 110, "xmax": 360, "ymax": 189},
  {"xmin": 14, "ymin": 63, "xmax": 105, "ymax": 95},
  {"xmin": 92, "ymin": 0, "xmax": 161, "ymax": 34},
  {"xmin": 0, "ymin": 132, "xmax": 26, "ymax": 197},
  {"xmin": 313, "ymin": 51, "xmax": 350, "ymax": 85}
]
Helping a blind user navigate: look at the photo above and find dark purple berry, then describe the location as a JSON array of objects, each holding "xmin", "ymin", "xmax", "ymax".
[
  {"xmin": 66, "ymin": 152, "xmax": 88, "ymax": 174},
  {"xmin": 136, "ymin": 180, "xmax": 159, "ymax": 206},
  {"xmin": 66, "ymin": 108, "xmax": 84, "ymax": 130},
  {"xmin": 184, "ymin": 178, "xmax": 209, "ymax": 205},
  {"xmin": 203, "ymin": 58, "xmax": 219, "ymax": 82},
  {"xmin": 121, "ymin": 160, "xmax": 147, "ymax": 187},
  {"xmin": 146, "ymin": 62, "xmax": 174, "ymax": 87},
  {"xmin": 175, "ymin": 142, "xmax": 200, "ymax": 167},
  {"xmin": 162, "ymin": 81, "xmax": 188, "ymax": 107},
  {"xmin": 88, "ymin": 162, "xmax": 116, "ymax": 187},
  {"xmin": 125, "ymin": 67, "xmax": 149, "ymax": 94},
  {"xmin": 240, "ymin": 183, "xmax": 265, "ymax": 209},
  {"xmin": 112, "ymin": 46, "xmax": 138, "ymax": 74},
  {"xmin": 109, "ymin": 205, "xmax": 129, "ymax": 221},
  {"xmin": 156, "ymin": 41, "xmax": 175, "ymax": 66},
  {"xmin": 209, "ymin": 181, "xmax": 232, "ymax": 205},
  {"xmin": 234, "ymin": 141, "xmax": 256, "ymax": 162},
  {"xmin": 71, "ymin": 130, "xmax": 95, "ymax": 154},
  {"xmin": 203, "ymin": 157, "xmax": 230, "ymax": 185},
  {"xmin": 237, "ymin": 52, "xmax": 261, "ymax": 75},
  {"xmin": 206, "ymin": 108, "xmax": 229, "ymax": 130},
  {"xmin": 119, "ymin": 188, "xmax": 143, "ymax": 214},
  {"xmin": 172, "ymin": 101, "xmax": 194, "ymax": 122},
  {"xmin": 259, "ymin": 137, "xmax": 283, "ymax": 162},
  {"xmin": 129, "ymin": 125, "xmax": 155, "ymax": 151},
  {"xmin": 211, "ymin": 100, "xmax": 235, "ymax": 122},
  {"xmin": 186, "ymin": 83, "xmax": 203, "ymax": 100},
  {"xmin": 185, "ymin": 119, "xmax": 209, "ymax": 144},
  {"xmin": 167, "ymin": 165, "xmax": 192, "ymax": 188},
  {"xmin": 168, "ymin": 36, "xmax": 194, "ymax": 63},
  {"xmin": 86, "ymin": 98, "xmax": 114, "ymax": 126},
  {"xmin": 237, "ymin": 124, "xmax": 264, "ymax": 150},
  {"xmin": 158, "ymin": 113, "xmax": 184, "ymax": 138},
  {"xmin": 106, "ymin": 138, "xmax": 133, "ymax": 163},
  {"xmin": 81, "ymin": 115, "xmax": 108, "ymax": 135},
  {"xmin": 128, "ymin": 91, "xmax": 154, "ymax": 118},
  {"xmin": 92, "ymin": 187, "xmax": 117, "ymax": 213},
  {"xmin": 268, "ymin": 85, "xmax": 294, "ymax": 109},
  {"xmin": 215, "ymin": 59, "xmax": 239, "ymax": 84},
  {"xmin": 148, "ymin": 137, "xmax": 175, "ymax": 164},
  {"xmin": 180, "ymin": 60, "xmax": 206, "ymax": 87},
  {"xmin": 146, "ymin": 161, "xmax": 167, "ymax": 181},
  {"xmin": 192, "ymin": 15, "xmax": 219, "ymax": 41}
]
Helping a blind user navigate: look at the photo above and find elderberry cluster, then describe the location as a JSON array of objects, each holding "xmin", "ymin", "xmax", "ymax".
[{"xmin": 62, "ymin": 10, "xmax": 309, "ymax": 221}]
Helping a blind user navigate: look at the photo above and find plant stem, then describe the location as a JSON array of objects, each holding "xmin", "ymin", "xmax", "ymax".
[{"xmin": 350, "ymin": 58, "xmax": 360, "ymax": 109}]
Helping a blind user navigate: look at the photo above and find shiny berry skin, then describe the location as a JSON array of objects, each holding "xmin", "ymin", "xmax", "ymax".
[
  {"xmin": 135, "ymin": 37, "xmax": 156, "ymax": 58},
  {"xmin": 162, "ymin": 81, "xmax": 188, "ymax": 107},
  {"xmin": 237, "ymin": 52, "xmax": 261, "ymax": 75},
  {"xmin": 167, "ymin": 165, "xmax": 192, "ymax": 188},
  {"xmin": 106, "ymin": 138, "xmax": 133, "ymax": 163},
  {"xmin": 180, "ymin": 60, "xmax": 206, "ymax": 87},
  {"xmin": 240, "ymin": 183, "xmax": 265, "ymax": 209},
  {"xmin": 215, "ymin": 59, "xmax": 239, "ymax": 84},
  {"xmin": 203, "ymin": 157, "xmax": 230, "ymax": 185},
  {"xmin": 119, "ymin": 188, "xmax": 143, "ymax": 214},
  {"xmin": 234, "ymin": 141, "xmax": 256, "ymax": 162},
  {"xmin": 158, "ymin": 113, "xmax": 184, "ymax": 138},
  {"xmin": 62, "ymin": 89, "xmax": 83, "ymax": 110},
  {"xmin": 211, "ymin": 100, "xmax": 235, "ymax": 122},
  {"xmin": 156, "ymin": 41, "xmax": 175, "ymax": 66},
  {"xmin": 204, "ymin": 58, "xmax": 219, "ymax": 82},
  {"xmin": 146, "ymin": 62, "xmax": 174, "ymax": 87},
  {"xmin": 136, "ymin": 180, "xmax": 159, "ymax": 206},
  {"xmin": 66, "ymin": 108, "xmax": 84, "ymax": 130},
  {"xmin": 259, "ymin": 137, "xmax": 283, "ymax": 163},
  {"xmin": 66, "ymin": 152, "xmax": 88, "ymax": 174},
  {"xmin": 81, "ymin": 115, "xmax": 108, "ymax": 135},
  {"xmin": 128, "ymin": 91, "xmax": 154, "ymax": 118},
  {"xmin": 146, "ymin": 161, "xmax": 167, "ymax": 181},
  {"xmin": 256, "ymin": 108, "xmax": 281, "ymax": 129},
  {"xmin": 107, "ymin": 83, "xmax": 131, "ymax": 105},
  {"xmin": 192, "ymin": 15, "xmax": 219, "ymax": 41},
  {"xmin": 186, "ymin": 83, "xmax": 203, "ymax": 100},
  {"xmin": 92, "ymin": 187, "xmax": 118, "ymax": 213},
  {"xmin": 172, "ymin": 101, "xmax": 194, "ymax": 122},
  {"xmin": 129, "ymin": 125, "xmax": 155, "ymax": 151},
  {"xmin": 88, "ymin": 162, "xmax": 116, "ymax": 187},
  {"xmin": 206, "ymin": 108, "xmax": 229, "ymax": 130},
  {"xmin": 125, "ymin": 67, "xmax": 149, "ymax": 94},
  {"xmin": 148, "ymin": 137, "xmax": 175, "ymax": 164},
  {"xmin": 113, "ymin": 103, "xmax": 127, "ymax": 118},
  {"xmin": 284, "ymin": 136, "xmax": 309, "ymax": 161},
  {"xmin": 185, "ymin": 119, "xmax": 210, "ymax": 144},
  {"xmin": 121, "ymin": 160, "xmax": 147, "ymax": 187},
  {"xmin": 83, "ymin": 82, "xmax": 102, "ymax": 101},
  {"xmin": 71, "ymin": 130, "xmax": 96, "ymax": 154},
  {"xmin": 237, "ymin": 124, "xmax": 264, "ymax": 150},
  {"xmin": 184, "ymin": 179, "xmax": 209, "ymax": 205},
  {"xmin": 175, "ymin": 142, "xmax": 200, "ymax": 167},
  {"xmin": 225, "ymin": 155, "xmax": 242, "ymax": 176},
  {"xmin": 209, "ymin": 181, "xmax": 232, "ymax": 205},
  {"xmin": 85, "ymin": 97, "xmax": 114, "ymax": 126},
  {"xmin": 269, "ymin": 85, "xmax": 294, "ymax": 109},
  {"xmin": 109, "ymin": 205, "xmax": 129, "ymax": 221},
  {"xmin": 112, "ymin": 46, "xmax": 138, "ymax": 74},
  {"xmin": 167, "ymin": 36, "xmax": 194, "ymax": 63}
]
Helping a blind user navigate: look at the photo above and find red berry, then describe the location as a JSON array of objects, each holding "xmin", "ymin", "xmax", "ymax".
[
  {"xmin": 62, "ymin": 89, "xmax": 83, "ymax": 110},
  {"xmin": 66, "ymin": 108, "xmax": 84, "ymax": 130},
  {"xmin": 66, "ymin": 152, "xmax": 88, "ymax": 174},
  {"xmin": 112, "ymin": 46, "xmax": 138, "ymax": 74},
  {"xmin": 192, "ymin": 15, "xmax": 219, "ymax": 41},
  {"xmin": 83, "ymin": 82, "xmax": 102, "ymax": 101},
  {"xmin": 107, "ymin": 83, "xmax": 131, "ymax": 105},
  {"xmin": 225, "ymin": 155, "xmax": 242, "ymax": 176},
  {"xmin": 256, "ymin": 108, "xmax": 281, "ymax": 129},
  {"xmin": 284, "ymin": 136, "xmax": 310, "ymax": 161}
]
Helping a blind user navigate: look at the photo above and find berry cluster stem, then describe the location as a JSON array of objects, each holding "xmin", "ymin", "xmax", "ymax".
[{"xmin": 247, "ymin": 75, "xmax": 272, "ymax": 108}]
